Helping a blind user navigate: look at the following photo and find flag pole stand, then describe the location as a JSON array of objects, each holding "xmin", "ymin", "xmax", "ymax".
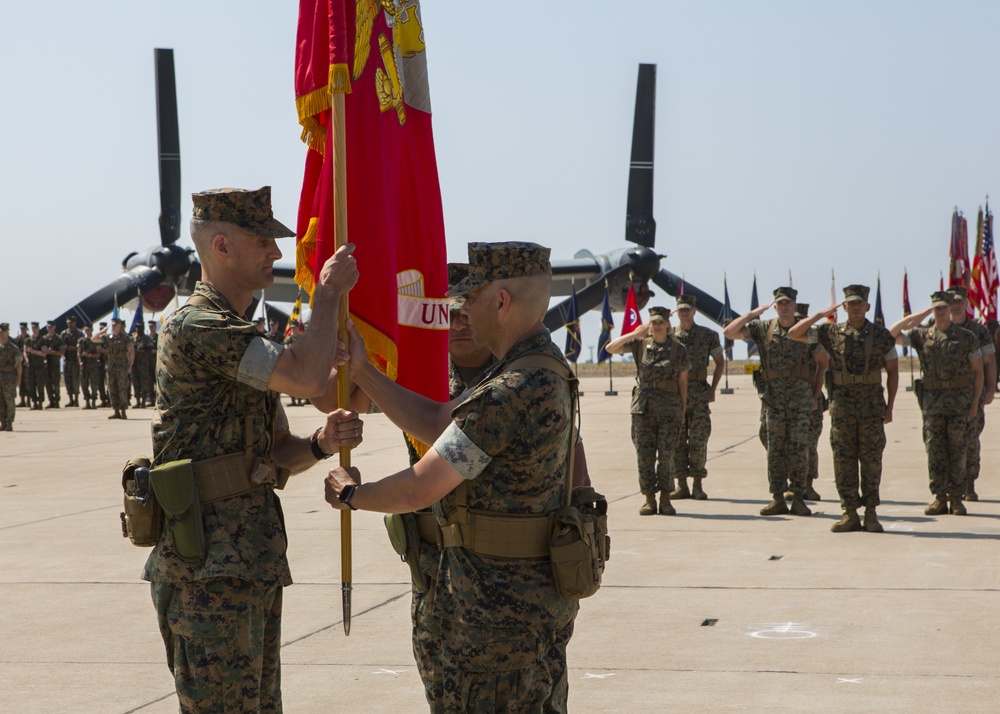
[
  {"xmin": 604, "ymin": 357, "xmax": 617, "ymax": 396},
  {"xmin": 720, "ymin": 357, "xmax": 734, "ymax": 395}
]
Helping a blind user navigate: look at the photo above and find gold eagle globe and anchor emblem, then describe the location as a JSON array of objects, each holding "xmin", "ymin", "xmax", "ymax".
[{"xmin": 353, "ymin": 0, "xmax": 429, "ymax": 126}]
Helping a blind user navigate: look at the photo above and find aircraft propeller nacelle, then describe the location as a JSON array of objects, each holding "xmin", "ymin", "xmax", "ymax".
[{"xmin": 123, "ymin": 243, "xmax": 193, "ymax": 284}]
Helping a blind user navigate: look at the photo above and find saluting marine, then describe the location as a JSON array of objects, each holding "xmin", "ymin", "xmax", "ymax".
[
  {"xmin": 725, "ymin": 287, "xmax": 827, "ymax": 517},
  {"xmin": 890, "ymin": 291, "xmax": 984, "ymax": 516},
  {"xmin": 790, "ymin": 285, "xmax": 899, "ymax": 532},
  {"xmin": 606, "ymin": 305, "xmax": 691, "ymax": 515}
]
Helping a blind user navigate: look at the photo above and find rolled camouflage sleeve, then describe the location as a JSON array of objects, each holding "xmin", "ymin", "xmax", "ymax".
[
  {"xmin": 238, "ymin": 336, "xmax": 284, "ymax": 391},
  {"xmin": 432, "ymin": 421, "xmax": 492, "ymax": 480}
]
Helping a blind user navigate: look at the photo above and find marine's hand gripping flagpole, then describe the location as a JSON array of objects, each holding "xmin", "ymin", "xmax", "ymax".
[{"xmin": 330, "ymin": 91, "xmax": 353, "ymax": 636}]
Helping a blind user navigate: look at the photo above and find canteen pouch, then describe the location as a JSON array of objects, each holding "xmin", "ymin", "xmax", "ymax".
[
  {"xmin": 549, "ymin": 487, "xmax": 610, "ymax": 601},
  {"xmin": 914, "ymin": 379, "xmax": 924, "ymax": 410},
  {"xmin": 384, "ymin": 513, "xmax": 429, "ymax": 593},
  {"xmin": 150, "ymin": 459, "xmax": 206, "ymax": 563},
  {"xmin": 120, "ymin": 456, "xmax": 164, "ymax": 547}
]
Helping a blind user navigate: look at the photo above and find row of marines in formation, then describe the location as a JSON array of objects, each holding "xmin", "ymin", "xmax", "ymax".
[
  {"xmin": 0, "ymin": 314, "xmax": 311, "ymax": 431},
  {"xmin": 611, "ymin": 283, "xmax": 995, "ymax": 533}
]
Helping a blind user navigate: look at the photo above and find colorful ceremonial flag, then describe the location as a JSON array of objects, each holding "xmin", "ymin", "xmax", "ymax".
[
  {"xmin": 722, "ymin": 273, "xmax": 734, "ymax": 360},
  {"xmin": 940, "ymin": 272, "xmax": 944, "ymax": 291},
  {"xmin": 294, "ymin": 0, "xmax": 448, "ymax": 411},
  {"xmin": 969, "ymin": 207, "xmax": 986, "ymax": 319},
  {"xmin": 285, "ymin": 292, "xmax": 303, "ymax": 338},
  {"xmin": 949, "ymin": 209, "xmax": 970, "ymax": 289},
  {"xmin": 597, "ymin": 282, "xmax": 614, "ymax": 364},
  {"xmin": 621, "ymin": 284, "xmax": 642, "ymax": 336},
  {"xmin": 130, "ymin": 293, "xmax": 144, "ymax": 334},
  {"xmin": 563, "ymin": 287, "xmax": 582, "ymax": 363},
  {"xmin": 747, "ymin": 273, "xmax": 759, "ymax": 358},
  {"xmin": 873, "ymin": 274, "xmax": 884, "ymax": 327},
  {"xmin": 984, "ymin": 201, "xmax": 998, "ymax": 321},
  {"xmin": 902, "ymin": 269, "xmax": 911, "ymax": 356}
]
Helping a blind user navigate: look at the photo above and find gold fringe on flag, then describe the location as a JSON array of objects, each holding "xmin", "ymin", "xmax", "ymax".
[{"xmin": 296, "ymin": 64, "xmax": 352, "ymax": 154}]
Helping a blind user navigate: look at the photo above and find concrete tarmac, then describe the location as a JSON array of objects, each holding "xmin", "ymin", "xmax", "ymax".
[{"xmin": 1, "ymin": 374, "xmax": 998, "ymax": 713}]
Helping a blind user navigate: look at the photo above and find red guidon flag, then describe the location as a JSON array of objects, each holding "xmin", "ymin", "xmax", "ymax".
[
  {"xmin": 294, "ymin": 0, "xmax": 449, "ymax": 430},
  {"xmin": 621, "ymin": 284, "xmax": 642, "ymax": 336}
]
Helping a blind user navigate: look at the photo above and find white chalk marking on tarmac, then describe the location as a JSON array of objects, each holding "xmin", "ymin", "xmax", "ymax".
[
  {"xmin": 582, "ymin": 673, "xmax": 618, "ymax": 679},
  {"xmin": 747, "ymin": 622, "xmax": 816, "ymax": 639},
  {"xmin": 887, "ymin": 522, "xmax": 914, "ymax": 532},
  {"xmin": 371, "ymin": 668, "xmax": 405, "ymax": 676},
  {"xmin": 837, "ymin": 678, "xmax": 863, "ymax": 684}
]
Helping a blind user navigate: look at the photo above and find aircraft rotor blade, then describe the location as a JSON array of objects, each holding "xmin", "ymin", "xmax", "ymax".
[
  {"xmin": 651, "ymin": 269, "xmax": 730, "ymax": 327},
  {"xmin": 625, "ymin": 63, "xmax": 656, "ymax": 248},
  {"xmin": 155, "ymin": 48, "xmax": 181, "ymax": 247},
  {"xmin": 544, "ymin": 264, "xmax": 632, "ymax": 332},
  {"xmin": 54, "ymin": 266, "xmax": 167, "ymax": 330}
]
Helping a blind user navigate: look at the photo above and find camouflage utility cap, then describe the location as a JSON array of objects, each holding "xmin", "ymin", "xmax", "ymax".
[
  {"xmin": 30, "ymin": 322, "xmax": 39, "ymax": 328},
  {"xmin": 795, "ymin": 303, "xmax": 810, "ymax": 319},
  {"xmin": 66, "ymin": 316, "xmax": 77, "ymax": 323},
  {"xmin": 191, "ymin": 186, "xmax": 294, "ymax": 239},
  {"xmin": 773, "ymin": 287, "xmax": 797, "ymax": 303},
  {"xmin": 843, "ymin": 284, "xmax": 870, "ymax": 303},
  {"xmin": 946, "ymin": 285, "xmax": 968, "ymax": 300},
  {"xmin": 447, "ymin": 242, "xmax": 551, "ymax": 297},
  {"xmin": 111, "ymin": 317, "xmax": 124, "ymax": 325},
  {"xmin": 19, "ymin": 322, "xmax": 27, "ymax": 328},
  {"xmin": 930, "ymin": 291, "xmax": 952, "ymax": 308},
  {"xmin": 0, "ymin": 323, "xmax": 8, "ymax": 332},
  {"xmin": 676, "ymin": 294, "xmax": 697, "ymax": 310},
  {"xmin": 649, "ymin": 306, "xmax": 671, "ymax": 320},
  {"xmin": 448, "ymin": 263, "xmax": 470, "ymax": 309}
]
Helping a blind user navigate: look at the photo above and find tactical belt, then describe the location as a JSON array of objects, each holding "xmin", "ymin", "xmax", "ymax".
[
  {"xmin": 639, "ymin": 378, "xmax": 679, "ymax": 393},
  {"xmin": 831, "ymin": 371, "xmax": 882, "ymax": 386},
  {"xmin": 689, "ymin": 367, "xmax": 708, "ymax": 382},
  {"xmin": 192, "ymin": 452, "xmax": 288, "ymax": 504},
  {"xmin": 428, "ymin": 352, "xmax": 578, "ymax": 561},
  {"xmin": 761, "ymin": 365, "xmax": 813, "ymax": 382},
  {"xmin": 922, "ymin": 375, "xmax": 972, "ymax": 390}
]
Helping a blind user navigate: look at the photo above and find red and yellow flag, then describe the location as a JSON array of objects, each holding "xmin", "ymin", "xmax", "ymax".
[{"xmin": 294, "ymin": 0, "xmax": 449, "ymax": 412}]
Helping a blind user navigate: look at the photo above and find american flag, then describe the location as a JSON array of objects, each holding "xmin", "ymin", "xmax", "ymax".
[
  {"xmin": 968, "ymin": 207, "xmax": 986, "ymax": 319},
  {"xmin": 982, "ymin": 202, "xmax": 998, "ymax": 320}
]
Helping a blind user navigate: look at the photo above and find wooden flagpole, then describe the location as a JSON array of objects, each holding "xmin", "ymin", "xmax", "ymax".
[{"xmin": 331, "ymin": 91, "xmax": 353, "ymax": 636}]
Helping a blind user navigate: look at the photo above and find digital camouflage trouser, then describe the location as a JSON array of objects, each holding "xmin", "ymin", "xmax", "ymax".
[
  {"xmin": 80, "ymin": 359, "xmax": 100, "ymax": 402},
  {"xmin": 966, "ymin": 399, "xmax": 985, "ymax": 484},
  {"xmin": 0, "ymin": 374, "xmax": 16, "ymax": 426},
  {"xmin": 632, "ymin": 407, "xmax": 682, "ymax": 495},
  {"xmin": 762, "ymin": 402, "xmax": 810, "ymax": 497},
  {"xmin": 152, "ymin": 578, "xmax": 282, "ymax": 713},
  {"xmin": 27, "ymin": 359, "xmax": 45, "ymax": 405},
  {"xmin": 922, "ymin": 412, "xmax": 970, "ymax": 498},
  {"xmin": 45, "ymin": 357, "xmax": 60, "ymax": 405},
  {"xmin": 806, "ymin": 406, "xmax": 823, "ymax": 484},
  {"xmin": 63, "ymin": 357, "xmax": 80, "ymax": 399},
  {"xmin": 829, "ymin": 406, "xmax": 886, "ymax": 510},
  {"xmin": 108, "ymin": 362, "xmax": 129, "ymax": 411},
  {"xmin": 439, "ymin": 614, "xmax": 575, "ymax": 713},
  {"xmin": 676, "ymin": 402, "xmax": 712, "ymax": 481}
]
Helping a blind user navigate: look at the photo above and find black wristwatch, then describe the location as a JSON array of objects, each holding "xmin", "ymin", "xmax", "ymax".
[
  {"xmin": 311, "ymin": 428, "xmax": 332, "ymax": 460},
  {"xmin": 339, "ymin": 483, "xmax": 358, "ymax": 510}
]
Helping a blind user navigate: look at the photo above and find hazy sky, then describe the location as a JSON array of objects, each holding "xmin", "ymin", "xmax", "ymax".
[{"xmin": 2, "ymin": 1, "xmax": 997, "ymax": 359}]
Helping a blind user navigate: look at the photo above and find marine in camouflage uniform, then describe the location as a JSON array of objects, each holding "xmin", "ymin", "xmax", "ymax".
[
  {"xmin": 893, "ymin": 291, "xmax": 984, "ymax": 516},
  {"xmin": 327, "ymin": 242, "xmax": 586, "ymax": 713},
  {"xmin": 605, "ymin": 306, "xmax": 690, "ymax": 515},
  {"xmin": 725, "ymin": 287, "xmax": 827, "ymax": 517},
  {"xmin": 146, "ymin": 321, "xmax": 159, "ymax": 404},
  {"xmin": 102, "ymin": 318, "xmax": 134, "ymax": 419},
  {"xmin": 24, "ymin": 322, "xmax": 47, "ymax": 410},
  {"xmin": 78, "ymin": 324, "xmax": 101, "ymax": 409},
  {"xmin": 95, "ymin": 322, "xmax": 110, "ymax": 407},
  {"xmin": 791, "ymin": 286, "xmax": 899, "ymax": 533},
  {"xmin": 144, "ymin": 186, "xmax": 361, "ymax": 713},
  {"xmin": 0, "ymin": 323, "xmax": 24, "ymax": 431},
  {"xmin": 13, "ymin": 323, "xmax": 30, "ymax": 407},
  {"xmin": 40, "ymin": 320, "xmax": 64, "ymax": 408},
  {"xmin": 947, "ymin": 286, "xmax": 996, "ymax": 501},
  {"xmin": 60, "ymin": 316, "xmax": 84, "ymax": 407},
  {"xmin": 403, "ymin": 263, "xmax": 497, "ymax": 709},
  {"xmin": 781, "ymin": 303, "xmax": 827, "ymax": 502},
  {"xmin": 131, "ymin": 322, "xmax": 155, "ymax": 408},
  {"xmin": 670, "ymin": 294, "xmax": 724, "ymax": 501}
]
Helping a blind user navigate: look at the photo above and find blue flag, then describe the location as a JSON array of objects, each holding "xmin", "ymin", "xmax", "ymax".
[
  {"xmin": 564, "ymin": 286, "xmax": 582, "ymax": 363},
  {"xmin": 129, "ymin": 293, "xmax": 144, "ymax": 334},
  {"xmin": 722, "ymin": 275, "xmax": 734, "ymax": 360},
  {"xmin": 598, "ymin": 283, "xmax": 614, "ymax": 364},
  {"xmin": 747, "ymin": 274, "xmax": 760, "ymax": 358},
  {"xmin": 873, "ymin": 275, "xmax": 885, "ymax": 327},
  {"xmin": 112, "ymin": 294, "xmax": 120, "ymax": 322}
]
